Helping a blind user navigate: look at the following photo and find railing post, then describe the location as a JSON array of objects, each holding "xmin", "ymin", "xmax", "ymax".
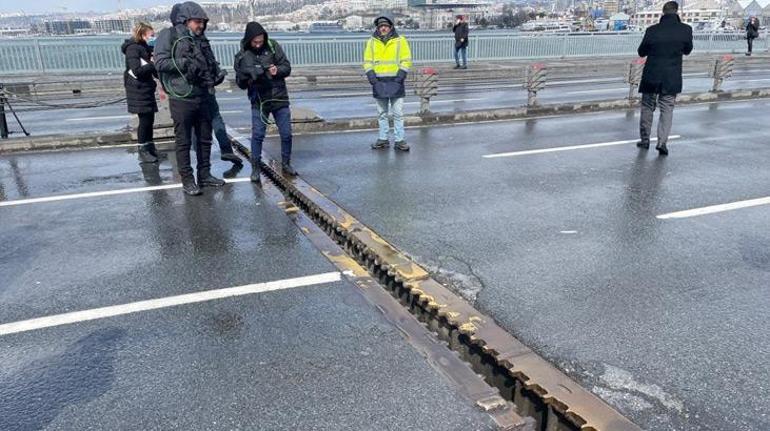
[
  {"xmin": 560, "ymin": 32, "xmax": 569, "ymax": 58},
  {"xmin": 34, "ymin": 39, "xmax": 45, "ymax": 73}
]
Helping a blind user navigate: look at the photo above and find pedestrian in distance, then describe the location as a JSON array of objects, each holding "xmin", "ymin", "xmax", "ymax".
[
  {"xmin": 453, "ymin": 15, "xmax": 469, "ymax": 70},
  {"xmin": 363, "ymin": 15, "xmax": 413, "ymax": 152},
  {"xmin": 636, "ymin": 1, "xmax": 693, "ymax": 156},
  {"xmin": 233, "ymin": 21, "xmax": 297, "ymax": 186},
  {"xmin": 122, "ymin": 22, "xmax": 160, "ymax": 164},
  {"xmin": 746, "ymin": 16, "xmax": 759, "ymax": 56},
  {"xmin": 154, "ymin": 1, "xmax": 228, "ymax": 196}
]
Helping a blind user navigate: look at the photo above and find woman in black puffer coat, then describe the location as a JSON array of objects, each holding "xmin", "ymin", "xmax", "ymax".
[{"xmin": 122, "ymin": 22, "xmax": 159, "ymax": 163}]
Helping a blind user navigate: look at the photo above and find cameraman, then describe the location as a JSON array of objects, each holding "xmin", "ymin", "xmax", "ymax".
[
  {"xmin": 154, "ymin": 1, "xmax": 227, "ymax": 196},
  {"xmin": 234, "ymin": 21, "xmax": 296, "ymax": 185}
]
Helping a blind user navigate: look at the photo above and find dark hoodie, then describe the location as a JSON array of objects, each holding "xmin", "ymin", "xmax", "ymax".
[
  {"xmin": 154, "ymin": 1, "xmax": 223, "ymax": 100},
  {"xmin": 234, "ymin": 22, "xmax": 292, "ymax": 112},
  {"xmin": 121, "ymin": 38, "xmax": 157, "ymax": 114}
]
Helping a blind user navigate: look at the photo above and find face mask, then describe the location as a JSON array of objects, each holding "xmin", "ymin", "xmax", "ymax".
[{"xmin": 147, "ymin": 36, "xmax": 156, "ymax": 47}]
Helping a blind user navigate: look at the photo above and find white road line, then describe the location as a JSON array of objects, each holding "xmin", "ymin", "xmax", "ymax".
[
  {"xmin": 0, "ymin": 178, "xmax": 251, "ymax": 207},
  {"xmin": 483, "ymin": 136, "xmax": 682, "ymax": 159},
  {"xmin": 0, "ymin": 272, "xmax": 342, "ymax": 336},
  {"xmin": 657, "ymin": 196, "xmax": 770, "ymax": 220},
  {"xmin": 566, "ymin": 87, "xmax": 629, "ymax": 95},
  {"xmin": 366, "ymin": 98, "xmax": 486, "ymax": 107},
  {"xmin": 65, "ymin": 115, "xmax": 131, "ymax": 122},
  {"xmin": 218, "ymin": 110, "xmax": 245, "ymax": 114}
]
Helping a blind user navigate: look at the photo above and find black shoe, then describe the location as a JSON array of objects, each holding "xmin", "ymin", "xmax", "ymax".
[
  {"xmin": 454, "ymin": 65, "xmax": 461, "ymax": 69},
  {"xmin": 137, "ymin": 143, "xmax": 158, "ymax": 164},
  {"xmin": 198, "ymin": 173, "xmax": 226, "ymax": 187},
  {"xmin": 371, "ymin": 139, "xmax": 389, "ymax": 149},
  {"xmin": 637, "ymin": 141, "xmax": 650, "ymax": 149},
  {"xmin": 282, "ymin": 162, "xmax": 298, "ymax": 177},
  {"xmin": 182, "ymin": 177, "xmax": 202, "ymax": 196},
  {"xmin": 222, "ymin": 164, "xmax": 242, "ymax": 179},
  {"xmin": 461, "ymin": 65, "xmax": 468, "ymax": 70},
  {"xmin": 221, "ymin": 153, "xmax": 243, "ymax": 167},
  {"xmin": 250, "ymin": 163, "xmax": 261, "ymax": 184},
  {"xmin": 656, "ymin": 144, "xmax": 669, "ymax": 156},
  {"xmin": 395, "ymin": 141, "xmax": 410, "ymax": 152}
]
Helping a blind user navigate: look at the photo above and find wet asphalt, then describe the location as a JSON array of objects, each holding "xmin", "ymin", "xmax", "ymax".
[
  {"xmin": 284, "ymin": 99, "xmax": 770, "ymax": 431},
  {"xmin": 0, "ymin": 151, "xmax": 495, "ymax": 430}
]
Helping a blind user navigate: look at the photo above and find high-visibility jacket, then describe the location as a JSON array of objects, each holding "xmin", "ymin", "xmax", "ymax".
[{"xmin": 363, "ymin": 35, "xmax": 412, "ymax": 77}]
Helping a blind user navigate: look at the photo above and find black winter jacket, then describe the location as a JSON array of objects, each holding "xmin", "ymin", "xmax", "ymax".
[
  {"xmin": 122, "ymin": 39, "xmax": 158, "ymax": 114},
  {"xmin": 638, "ymin": 14, "xmax": 693, "ymax": 95},
  {"xmin": 747, "ymin": 20, "xmax": 759, "ymax": 39},
  {"xmin": 234, "ymin": 22, "xmax": 291, "ymax": 112},
  {"xmin": 154, "ymin": 2, "xmax": 224, "ymax": 101},
  {"xmin": 453, "ymin": 22, "xmax": 469, "ymax": 48}
]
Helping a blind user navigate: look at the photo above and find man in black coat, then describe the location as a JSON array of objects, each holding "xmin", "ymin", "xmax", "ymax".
[
  {"xmin": 453, "ymin": 15, "xmax": 469, "ymax": 69},
  {"xmin": 746, "ymin": 16, "xmax": 759, "ymax": 56},
  {"xmin": 154, "ymin": 1, "xmax": 227, "ymax": 196},
  {"xmin": 636, "ymin": 1, "xmax": 693, "ymax": 156},
  {"xmin": 234, "ymin": 21, "xmax": 296, "ymax": 184}
]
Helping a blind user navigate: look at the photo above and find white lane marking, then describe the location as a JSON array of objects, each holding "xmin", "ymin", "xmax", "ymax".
[
  {"xmin": 366, "ymin": 98, "xmax": 486, "ymax": 107},
  {"xmin": 65, "ymin": 115, "xmax": 131, "ymax": 122},
  {"xmin": 0, "ymin": 178, "xmax": 251, "ymax": 207},
  {"xmin": 657, "ymin": 196, "xmax": 770, "ymax": 220},
  {"xmin": 483, "ymin": 136, "xmax": 681, "ymax": 159},
  {"xmin": 218, "ymin": 110, "xmax": 244, "ymax": 114},
  {"xmin": 0, "ymin": 272, "xmax": 342, "ymax": 336},
  {"xmin": 566, "ymin": 87, "xmax": 629, "ymax": 95}
]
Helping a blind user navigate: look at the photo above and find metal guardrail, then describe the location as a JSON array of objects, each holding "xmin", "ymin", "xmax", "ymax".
[{"xmin": 0, "ymin": 32, "xmax": 764, "ymax": 75}]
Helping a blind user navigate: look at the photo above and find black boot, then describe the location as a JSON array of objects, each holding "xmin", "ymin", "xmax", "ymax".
[
  {"xmin": 656, "ymin": 143, "xmax": 669, "ymax": 156},
  {"xmin": 250, "ymin": 161, "xmax": 261, "ymax": 185},
  {"xmin": 198, "ymin": 171, "xmax": 226, "ymax": 187},
  {"xmin": 182, "ymin": 176, "xmax": 202, "ymax": 196},
  {"xmin": 221, "ymin": 152, "xmax": 243, "ymax": 167},
  {"xmin": 281, "ymin": 160, "xmax": 298, "ymax": 177},
  {"xmin": 137, "ymin": 143, "xmax": 158, "ymax": 164},
  {"xmin": 636, "ymin": 141, "xmax": 649, "ymax": 149}
]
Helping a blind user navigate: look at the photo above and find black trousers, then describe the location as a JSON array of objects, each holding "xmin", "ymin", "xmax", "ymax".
[
  {"xmin": 136, "ymin": 112, "xmax": 155, "ymax": 143},
  {"xmin": 170, "ymin": 98, "xmax": 213, "ymax": 179},
  {"xmin": 748, "ymin": 37, "xmax": 754, "ymax": 53}
]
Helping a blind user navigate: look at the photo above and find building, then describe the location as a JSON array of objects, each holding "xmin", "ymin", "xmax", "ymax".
[
  {"xmin": 633, "ymin": 0, "xmax": 724, "ymax": 28},
  {"xmin": 603, "ymin": 0, "xmax": 620, "ymax": 15},
  {"xmin": 91, "ymin": 19, "xmax": 132, "ymax": 34},
  {"xmin": 408, "ymin": 0, "xmax": 492, "ymax": 29},
  {"xmin": 43, "ymin": 20, "xmax": 91, "ymax": 35},
  {"xmin": 730, "ymin": 0, "xmax": 770, "ymax": 25}
]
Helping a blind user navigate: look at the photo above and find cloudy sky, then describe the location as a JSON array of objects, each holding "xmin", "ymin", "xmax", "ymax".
[{"xmin": 1, "ymin": 1, "xmax": 234, "ymax": 14}]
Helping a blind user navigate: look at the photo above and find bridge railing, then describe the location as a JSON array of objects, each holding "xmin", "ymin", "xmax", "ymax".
[{"xmin": 0, "ymin": 32, "xmax": 760, "ymax": 75}]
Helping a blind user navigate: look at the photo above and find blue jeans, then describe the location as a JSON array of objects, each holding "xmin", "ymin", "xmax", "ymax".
[
  {"xmin": 251, "ymin": 106, "xmax": 292, "ymax": 163},
  {"xmin": 207, "ymin": 94, "xmax": 235, "ymax": 155},
  {"xmin": 375, "ymin": 98, "xmax": 404, "ymax": 142},
  {"xmin": 454, "ymin": 46, "xmax": 467, "ymax": 67},
  {"xmin": 192, "ymin": 92, "xmax": 235, "ymax": 156}
]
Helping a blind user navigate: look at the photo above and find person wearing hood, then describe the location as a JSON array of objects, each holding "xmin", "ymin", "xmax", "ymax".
[
  {"xmin": 234, "ymin": 21, "xmax": 296, "ymax": 184},
  {"xmin": 154, "ymin": 1, "xmax": 227, "ymax": 196},
  {"xmin": 122, "ymin": 22, "xmax": 159, "ymax": 164},
  {"xmin": 363, "ymin": 16, "xmax": 413, "ymax": 152},
  {"xmin": 636, "ymin": 1, "xmax": 692, "ymax": 156}
]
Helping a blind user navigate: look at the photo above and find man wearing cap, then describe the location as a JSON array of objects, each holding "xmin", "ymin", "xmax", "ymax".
[
  {"xmin": 363, "ymin": 15, "xmax": 413, "ymax": 152},
  {"xmin": 154, "ymin": 1, "xmax": 227, "ymax": 195},
  {"xmin": 453, "ymin": 15, "xmax": 469, "ymax": 69}
]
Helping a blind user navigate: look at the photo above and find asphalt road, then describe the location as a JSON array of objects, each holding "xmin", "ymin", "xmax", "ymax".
[
  {"xmin": 283, "ymin": 99, "xmax": 770, "ymax": 431},
  {"xmin": 6, "ymin": 68, "xmax": 770, "ymax": 138},
  {"xmin": 0, "ymin": 150, "xmax": 496, "ymax": 430}
]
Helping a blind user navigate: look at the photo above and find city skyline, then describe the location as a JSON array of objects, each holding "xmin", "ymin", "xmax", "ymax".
[{"xmin": 0, "ymin": 0, "xmax": 237, "ymax": 15}]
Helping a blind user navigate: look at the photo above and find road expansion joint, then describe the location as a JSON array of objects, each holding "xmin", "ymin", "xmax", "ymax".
[{"xmin": 228, "ymin": 129, "xmax": 641, "ymax": 431}]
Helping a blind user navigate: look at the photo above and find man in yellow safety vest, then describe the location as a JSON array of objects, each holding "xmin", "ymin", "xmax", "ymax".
[{"xmin": 363, "ymin": 16, "xmax": 413, "ymax": 151}]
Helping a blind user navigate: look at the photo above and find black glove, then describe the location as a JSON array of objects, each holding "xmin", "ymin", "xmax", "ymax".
[
  {"xmin": 366, "ymin": 70, "xmax": 377, "ymax": 85},
  {"xmin": 213, "ymin": 69, "xmax": 227, "ymax": 87},
  {"xmin": 395, "ymin": 69, "xmax": 407, "ymax": 83}
]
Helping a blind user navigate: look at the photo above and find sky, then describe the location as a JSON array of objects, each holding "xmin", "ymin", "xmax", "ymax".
[{"xmin": 0, "ymin": 1, "xmax": 234, "ymax": 14}]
